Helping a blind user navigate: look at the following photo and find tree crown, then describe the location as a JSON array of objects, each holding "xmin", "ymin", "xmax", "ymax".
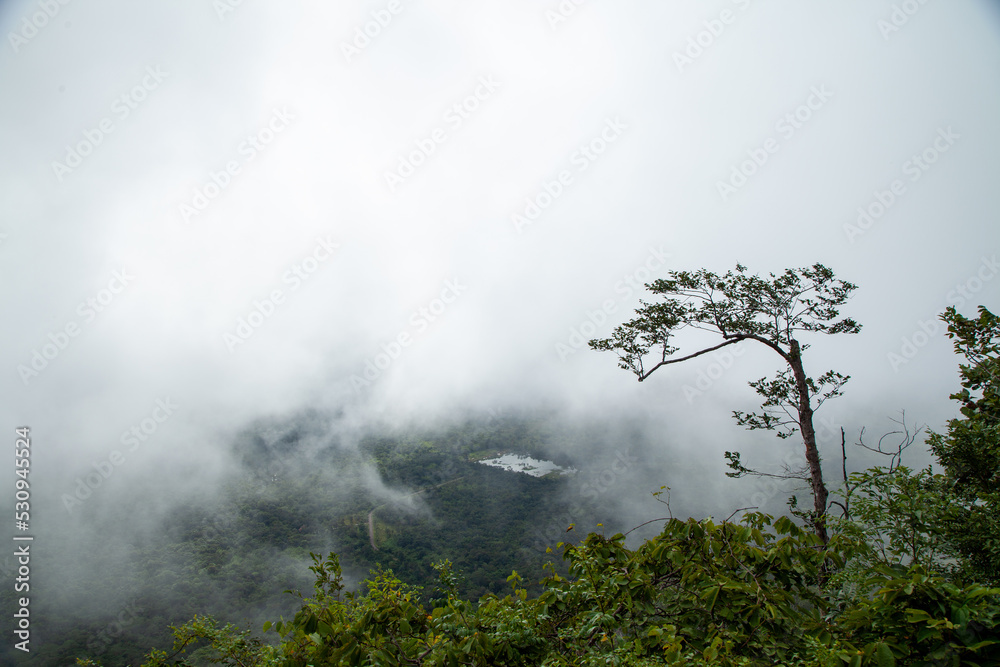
[{"xmin": 590, "ymin": 262, "xmax": 860, "ymax": 380}]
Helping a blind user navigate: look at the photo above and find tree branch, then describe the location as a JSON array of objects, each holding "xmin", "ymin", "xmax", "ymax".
[
  {"xmin": 638, "ymin": 337, "xmax": 746, "ymax": 381},
  {"xmin": 638, "ymin": 333, "xmax": 788, "ymax": 381}
]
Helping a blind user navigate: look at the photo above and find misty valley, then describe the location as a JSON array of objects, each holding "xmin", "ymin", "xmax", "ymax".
[
  {"xmin": 4, "ymin": 2, "xmax": 1000, "ymax": 661},
  {"xmin": 11, "ymin": 269, "xmax": 992, "ymax": 667},
  {"xmin": 2, "ymin": 412, "xmax": 650, "ymax": 666}
]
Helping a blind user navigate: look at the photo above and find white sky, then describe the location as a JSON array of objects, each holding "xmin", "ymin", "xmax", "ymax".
[{"xmin": 1, "ymin": 0, "xmax": 999, "ymax": 527}]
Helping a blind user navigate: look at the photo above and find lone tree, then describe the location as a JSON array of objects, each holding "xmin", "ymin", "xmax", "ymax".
[{"xmin": 589, "ymin": 263, "xmax": 860, "ymax": 542}]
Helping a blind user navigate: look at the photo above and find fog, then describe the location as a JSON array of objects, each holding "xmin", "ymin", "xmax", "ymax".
[{"xmin": 1, "ymin": 0, "xmax": 999, "ymax": 638}]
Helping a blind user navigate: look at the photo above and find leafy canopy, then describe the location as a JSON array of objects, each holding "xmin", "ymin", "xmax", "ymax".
[
  {"xmin": 129, "ymin": 512, "xmax": 1000, "ymax": 667},
  {"xmin": 926, "ymin": 306, "xmax": 1000, "ymax": 585},
  {"xmin": 589, "ymin": 263, "xmax": 861, "ymax": 380}
]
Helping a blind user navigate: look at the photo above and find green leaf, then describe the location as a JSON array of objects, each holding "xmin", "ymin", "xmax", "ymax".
[
  {"xmin": 701, "ymin": 585, "xmax": 721, "ymax": 612},
  {"xmin": 875, "ymin": 642, "xmax": 895, "ymax": 667},
  {"xmin": 303, "ymin": 613, "xmax": 319, "ymax": 634}
]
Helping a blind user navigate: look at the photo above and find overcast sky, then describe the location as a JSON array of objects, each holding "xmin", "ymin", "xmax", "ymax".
[{"xmin": 2, "ymin": 1, "xmax": 1000, "ymax": 538}]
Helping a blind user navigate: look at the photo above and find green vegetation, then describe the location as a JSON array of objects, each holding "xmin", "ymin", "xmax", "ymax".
[
  {"xmin": 113, "ymin": 305, "xmax": 1000, "ymax": 667},
  {"xmin": 119, "ymin": 508, "xmax": 1000, "ymax": 666},
  {"xmin": 591, "ymin": 263, "xmax": 861, "ymax": 543},
  {"xmin": 3, "ymin": 415, "xmax": 619, "ymax": 666},
  {"xmin": 927, "ymin": 306, "xmax": 1000, "ymax": 585},
  {"xmin": 107, "ymin": 302, "xmax": 998, "ymax": 666},
  {"xmin": 20, "ymin": 274, "xmax": 1000, "ymax": 666}
]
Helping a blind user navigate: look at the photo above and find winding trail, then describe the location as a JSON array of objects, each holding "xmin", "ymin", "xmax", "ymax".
[{"xmin": 366, "ymin": 475, "xmax": 466, "ymax": 552}]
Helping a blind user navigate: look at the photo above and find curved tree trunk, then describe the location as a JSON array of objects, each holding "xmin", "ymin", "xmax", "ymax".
[{"xmin": 788, "ymin": 339, "xmax": 829, "ymax": 544}]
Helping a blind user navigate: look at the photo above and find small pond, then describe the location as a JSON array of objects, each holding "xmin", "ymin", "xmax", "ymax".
[{"xmin": 477, "ymin": 453, "xmax": 576, "ymax": 477}]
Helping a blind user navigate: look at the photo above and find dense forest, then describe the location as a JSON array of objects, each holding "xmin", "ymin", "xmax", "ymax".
[
  {"xmin": 6, "ymin": 296, "xmax": 1000, "ymax": 666},
  {"xmin": 1, "ymin": 411, "xmax": 630, "ymax": 666},
  {"xmin": 119, "ymin": 305, "xmax": 998, "ymax": 666}
]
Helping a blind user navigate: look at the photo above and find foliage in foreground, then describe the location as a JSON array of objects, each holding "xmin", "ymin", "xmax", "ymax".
[
  {"xmin": 122, "ymin": 508, "xmax": 1000, "ymax": 667},
  {"xmin": 85, "ymin": 304, "xmax": 1000, "ymax": 666},
  {"xmin": 927, "ymin": 306, "xmax": 1000, "ymax": 586},
  {"xmin": 590, "ymin": 262, "xmax": 862, "ymax": 542}
]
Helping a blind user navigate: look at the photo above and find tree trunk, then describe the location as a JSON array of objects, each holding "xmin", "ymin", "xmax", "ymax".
[{"xmin": 788, "ymin": 339, "xmax": 829, "ymax": 543}]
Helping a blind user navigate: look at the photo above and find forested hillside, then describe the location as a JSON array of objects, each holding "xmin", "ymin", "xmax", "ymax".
[
  {"xmin": 1, "ymin": 414, "xmax": 624, "ymax": 666},
  {"xmin": 3, "ymin": 303, "xmax": 997, "ymax": 666},
  {"xmin": 62, "ymin": 305, "xmax": 1000, "ymax": 667}
]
